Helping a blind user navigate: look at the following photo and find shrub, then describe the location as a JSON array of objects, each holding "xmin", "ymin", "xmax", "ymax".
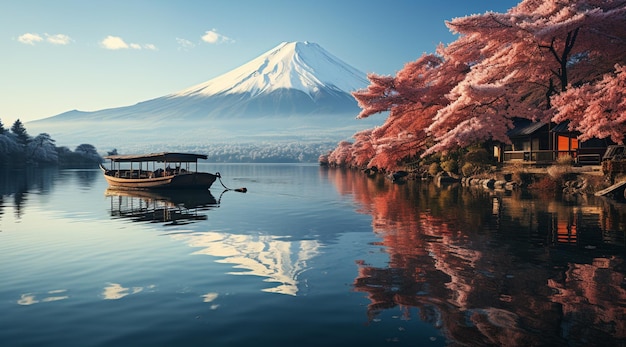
[
  {"xmin": 461, "ymin": 147, "xmax": 493, "ymax": 176},
  {"xmin": 429, "ymin": 162, "xmax": 441, "ymax": 176},
  {"xmin": 465, "ymin": 148, "xmax": 491, "ymax": 164},
  {"xmin": 461, "ymin": 162, "xmax": 476, "ymax": 177},
  {"xmin": 441, "ymin": 159, "xmax": 458, "ymax": 174},
  {"xmin": 556, "ymin": 155, "xmax": 574, "ymax": 166},
  {"xmin": 547, "ymin": 164, "xmax": 571, "ymax": 180},
  {"xmin": 530, "ymin": 175, "xmax": 559, "ymax": 194}
]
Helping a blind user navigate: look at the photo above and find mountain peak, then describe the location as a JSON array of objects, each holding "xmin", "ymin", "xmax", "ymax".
[{"xmin": 170, "ymin": 41, "xmax": 368, "ymax": 99}]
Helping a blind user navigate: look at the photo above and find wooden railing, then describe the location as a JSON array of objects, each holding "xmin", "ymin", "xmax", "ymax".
[
  {"xmin": 503, "ymin": 149, "xmax": 604, "ymax": 165},
  {"xmin": 503, "ymin": 150, "xmax": 577, "ymax": 163}
]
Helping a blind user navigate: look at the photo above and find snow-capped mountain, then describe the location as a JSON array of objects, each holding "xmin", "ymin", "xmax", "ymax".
[
  {"xmin": 35, "ymin": 41, "xmax": 369, "ymax": 123},
  {"xmin": 28, "ymin": 41, "xmax": 379, "ymax": 158},
  {"xmin": 173, "ymin": 41, "xmax": 367, "ymax": 99}
]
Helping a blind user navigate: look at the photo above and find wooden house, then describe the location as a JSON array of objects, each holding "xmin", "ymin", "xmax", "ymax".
[{"xmin": 494, "ymin": 118, "xmax": 610, "ymax": 165}]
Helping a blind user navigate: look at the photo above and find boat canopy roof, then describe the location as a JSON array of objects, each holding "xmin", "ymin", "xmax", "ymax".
[{"xmin": 104, "ymin": 152, "xmax": 208, "ymax": 163}]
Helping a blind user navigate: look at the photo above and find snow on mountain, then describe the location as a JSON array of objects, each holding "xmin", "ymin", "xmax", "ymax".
[
  {"xmin": 27, "ymin": 41, "xmax": 380, "ymax": 159},
  {"xmin": 171, "ymin": 41, "xmax": 368, "ymax": 98},
  {"xmin": 33, "ymin": 41, "xmax": 369, "ymax": 123}
]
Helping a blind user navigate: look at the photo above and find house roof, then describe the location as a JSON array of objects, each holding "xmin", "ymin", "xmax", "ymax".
[
  {"xmin": 507, "ymin": 119, "xmax": 547, "ymax": 138},
  {"xmin": 507, "ymin": 119, "xmax": 574, "ymax": 138},
  {"xmin": 551, "ymin": 121, "xmax": 573, "ymax": 133}
]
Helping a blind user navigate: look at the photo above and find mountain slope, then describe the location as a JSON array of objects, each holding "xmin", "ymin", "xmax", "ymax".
[
  {"xmin": 28, "ymin": 41, "xmax": 378, "ymax": 155},
  {"xmin": 172, "ymin": 41, "xmax": 367, "ymax": 98},
  {"xmin": 40, "ymin": 41, "xmax": 368, "ymax": 122}
]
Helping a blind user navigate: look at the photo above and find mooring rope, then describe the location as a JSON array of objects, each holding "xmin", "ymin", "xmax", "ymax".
[{"xmin": 215, "ymin": 172, "xmax": 247, "ymax": 193}]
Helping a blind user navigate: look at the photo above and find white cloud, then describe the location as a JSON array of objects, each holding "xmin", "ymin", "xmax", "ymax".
[
  {"xmin": 201, "ymin": 29, "xmax": 233, "ymax": 44},
  {"xmin": 101, "ymin": 35, "xmax": 156, "ymax": 51},
  {"xmin": 176, "ymin": 37, "xmax": 195, "ymax": 50},
  {"xmin": 18, "ymin": 33, "xmax": 43, "ymax": 45},
  {"xmin": 18, "ymin": 32, "xmax": 72, "ymax": 45},
  {"xmin": 101, "ymin": 35, "xmax": 129, "ymax": 50},
  {"xmin": 45, "ymin": 33, "xmax": 72, "ymax": 45}
]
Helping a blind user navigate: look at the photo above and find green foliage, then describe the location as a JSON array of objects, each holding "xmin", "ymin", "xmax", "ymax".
[
  {"xmin": 464, "ymin": 147, "xmax": 491, "ymax": 164},
  {"xmin": 440, "ymin": 158, "xmax": 458, "ymax": 174},
  {"xmin": 461, "ymin": 162, "xmax": 477, "ymax": 177},
  {"xmin": 460, "ymin": 147, "xmax": 494, "ymax": 176},
  {"xmin": 428, "ymin": 162, "xmax": 441, "ymax": 176}
]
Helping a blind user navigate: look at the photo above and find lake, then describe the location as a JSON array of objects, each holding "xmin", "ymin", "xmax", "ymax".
[{"xmin": 1, "ymin": 163, "xmax": 625, "ymax": 347}]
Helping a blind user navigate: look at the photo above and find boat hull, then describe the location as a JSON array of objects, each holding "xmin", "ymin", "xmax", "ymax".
[{"xmin": 102, "ymin": 171, "xmax": 217, "ymax": 190}]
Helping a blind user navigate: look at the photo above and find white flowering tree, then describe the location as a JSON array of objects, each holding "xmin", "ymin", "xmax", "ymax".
[{"xmin": 27, "ymin": 133, "xmax": 58, "ymax": 164}]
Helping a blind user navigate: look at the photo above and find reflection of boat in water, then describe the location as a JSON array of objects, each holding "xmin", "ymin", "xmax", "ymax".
[
  {"xmin": 106, "ymin": 188, "xmax": 220, "ymax": 225},
  {"xmin": 100, "ymin": 152, "xmax": 218, "ymax": 190}
]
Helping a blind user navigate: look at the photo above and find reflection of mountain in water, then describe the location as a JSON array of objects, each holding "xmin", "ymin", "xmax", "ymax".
[
  {"xmin": 323, "ymin": 168, "xmax": 626, "ymax": 346},
  {"xmin": 170, "ymin": 231, "xmax": 320, "ymax": 296},
  {"xmin": 106, "ymin": 189, "xmax": 219, "ymax": 226}
]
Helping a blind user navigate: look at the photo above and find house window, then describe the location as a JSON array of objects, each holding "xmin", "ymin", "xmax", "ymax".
[
  {"xmin": 558, "ymin": 135, "xmax": 569, "ymax": 151},
  {"xmin": 493, "ymin": 145, "xmax": 500, "ymax": 159},
  {"xmin": 558, "ymin": 135, "xmax": 578, "ymax": 157}
]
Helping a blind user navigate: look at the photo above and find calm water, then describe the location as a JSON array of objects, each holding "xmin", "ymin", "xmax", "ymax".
[{"xmin": 1, "ymin": 164, "xmax": 625, "ymax": 347}]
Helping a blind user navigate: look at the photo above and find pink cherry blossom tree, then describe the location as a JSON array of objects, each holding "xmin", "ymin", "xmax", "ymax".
[
  {"xmin": 349, "ymin": 129, "xmax": 376, "ymax": 168},
  {"xmin": 327, "ymin": 140, "xmax": 354, "ymax": 167},
  {"xmin": 346, "ymin": 54, "xmax": 467, "ymax": 169},
  {"xmin": 552, "ymin": 64, "xmax": 626, "ymax": 144},
  {"xmin": 427, "ymin": 0, "xmax": 626, "ymax": 154},
  {"xmin": 326, "ymin": 0, "xmax": 626, "ymax": 171}
]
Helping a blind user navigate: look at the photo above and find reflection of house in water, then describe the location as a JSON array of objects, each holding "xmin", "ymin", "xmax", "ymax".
[
  {"xmin": 170, "ymin": 231, "xmax": 320, "ymax": 296},
  {"xmin": 106, "ymin": 189, "xmax": 219, "ymax": 225},
  {"xmin": 352, "ymin": 197, "xmax": 626, "ymax": 345},
  {"xmin": 500, "ymin": 195, "xmax": 626, "ymax": 247},
  {"xmin": 327, "ymin": 170, "xmax": 626, "ymax": 345}
]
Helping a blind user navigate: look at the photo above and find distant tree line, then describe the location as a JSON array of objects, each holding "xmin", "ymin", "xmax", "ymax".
[{"xmin": 0, "ymin": 118, "xmax": 103, "ymax": 168}]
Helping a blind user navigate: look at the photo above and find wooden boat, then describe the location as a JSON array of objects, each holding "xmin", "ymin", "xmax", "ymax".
[{"xmin": 100, "ymin": 152, "xmax": 218, "ymax": 190}]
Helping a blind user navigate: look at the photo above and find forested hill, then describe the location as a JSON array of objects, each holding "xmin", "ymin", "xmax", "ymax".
[{"xmin": 0, "ymin": 118, "xmax": 102, "ymax": 168}]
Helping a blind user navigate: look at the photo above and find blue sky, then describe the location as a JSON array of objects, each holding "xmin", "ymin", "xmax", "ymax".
[{"xmin": 1, "ymin": 0, "xmax": 519, "ymax": 125}]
